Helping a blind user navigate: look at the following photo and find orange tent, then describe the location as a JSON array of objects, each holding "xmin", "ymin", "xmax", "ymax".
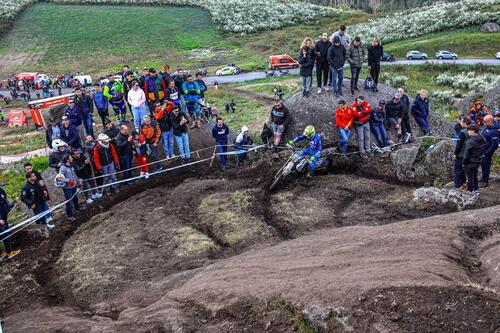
[{"xmin": 8, "ymin": 109, "xmax": 29, "ymax": 128}]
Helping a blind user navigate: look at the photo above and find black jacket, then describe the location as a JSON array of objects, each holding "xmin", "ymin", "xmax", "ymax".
[
  {"xmin": 327, "ymin": 40, "xmax": 346, "ymax": 70},
  {"xmin": 463, "ymin": 135, "xmax": 486, "ymax": 165},
  {"xmin": 49, "ymin": 148, "xmax": 70, "ymax": 171},
  {"xmin": 21, "ymin": 181, "xmax": 45, "ymax": 208},
  {"xmin": 104, "ymin": 125, "xmax": 120, "ymax": 146},
  {"xmin": 0, "ymin": 187, "xmax": 11, "ymax": 221},
  {"xmin": 271, "ymin": 105, "xmax": 291, "ymax": 127},
  {"xmin": 174, "ymin": 76, "xmax": 186, "ymax": 95},
  {"xmin": 298, "ymin": 48, "xmax": 314, "ymax": 77},
  {"xmin": 385, "ymin": 100, "xmax": 403, "ymax": 119},
  {"xmin": 171, "ymin": 111, "xmax": 189, "ymax": 136},
  {"xmin": 72, "ymin": 156, "xmax": 92, "ymax": 179},
  {"xmin": 400, "ymin": 94, "xmax": 411, "ymax": 119},
  {"xmin": 115, "ymin": 132, "xmax": 134, "ymax": 157},
  {"xmin": 454, "ymin": 128, "xmax": 469, "ymax": 159},
  {"xmin": 156, "ymin": 110, "xmax": 173, "ymax": 132},
  {"xmin": 367, "ymin": 44, "xmax": 383, "ymax": 66},
  {"xmin": 314, "ymin": 40, "xmax": 332, "ymax": 65},
  {"xmin": 75, "ymin": 93, "xmax": 93, "ymax": 116},
  {"xmin": 60, "ymin": 124, "xmax": 81, "ymax": 148}
]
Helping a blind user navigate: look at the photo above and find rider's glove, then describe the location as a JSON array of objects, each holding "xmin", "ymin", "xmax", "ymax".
[{"xmin": 309, "ymin": 156, "xmax": 315, "ymax": 162}]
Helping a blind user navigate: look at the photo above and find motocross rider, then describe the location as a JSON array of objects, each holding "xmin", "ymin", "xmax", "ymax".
[{"xmin": 288, "ymin": 125, "xmax": 323, "ymax": 180}]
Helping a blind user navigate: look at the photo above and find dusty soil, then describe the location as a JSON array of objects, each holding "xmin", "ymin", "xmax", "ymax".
[{"xmin": 1, "ymin": 146, "xmax": 500, "ymax": 332}]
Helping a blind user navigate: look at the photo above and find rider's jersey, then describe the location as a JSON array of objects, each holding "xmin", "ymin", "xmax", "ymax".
[{"xmin": 293, "ymin": 133, "xmax": 322, "ymax": 158}]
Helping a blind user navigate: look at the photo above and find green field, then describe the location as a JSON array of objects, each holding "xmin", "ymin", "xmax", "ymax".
[{"xmin": 384, "ymin": 27, "xmax": 500, "ymax": 59}]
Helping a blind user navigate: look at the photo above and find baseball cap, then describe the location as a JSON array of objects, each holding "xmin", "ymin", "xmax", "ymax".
[
  {"xmin": 378, "ymin": 100, "xmax": 386, "ymax": 106},
  {"xmin": 322, "ymin": 33, "xmax": 328, "ymax": 39}
]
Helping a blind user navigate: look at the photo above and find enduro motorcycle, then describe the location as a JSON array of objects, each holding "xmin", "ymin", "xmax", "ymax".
[{"xmin": 269, "ymin": 146, "xmax": 335, "ymax": 191}]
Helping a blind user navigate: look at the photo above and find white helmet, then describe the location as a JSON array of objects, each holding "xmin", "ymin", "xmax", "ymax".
[
  {"xmin": 52, "ymin": 139, "xmax": 67, "ymax": 150},
  {"xmin": 241, "ymin": 125, "xmax": 249, "ymax": 133},
  {"xmin": 98, "ymin": 133, "xmax": 110, "ymax": 143}
]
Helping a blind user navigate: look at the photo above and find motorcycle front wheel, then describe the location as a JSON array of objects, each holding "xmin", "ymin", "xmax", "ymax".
[{"xmin": 269, "ymin": 173, "xmax": 285, "ymax": 191}]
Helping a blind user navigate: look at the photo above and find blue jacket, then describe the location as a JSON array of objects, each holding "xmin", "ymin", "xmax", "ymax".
[
  {"xmin": 93, "ymin": 91, "xmax": 109, "ymax": 110},
  {"xmin": 75, "ymin": 93, "xmax": 93, "ymax": 116},
  {"xmin": 65, "ymin": 105, "xmax": 82, "ymax": 127},
  {"xmin": 212, "ymin": 124, "xmax": 230, "ymax": 144},
  {"xmin": 182, "ymin": 81, "xmax": 200, "ymax": 103},
  {"xmin": 370, "ymin": 107, "xmax": 385, "ymax": 125},
  {"xmin": 412, "ymin": 95, "xmax": 429, "ymax": 118},
  {"xmin": 482, "ymin": 125, "xmax": 499, "ymax": 156},
  {"xmin": 196, "ymin": 79, "xmax": 207, "ymax": 99},
  {"xmin": 60, "ymin": 124, "xmax": 81, "ymax": 148},
  {"xmin": 293, "ymin": 133, "xmax": 322, "ymax": 158}
]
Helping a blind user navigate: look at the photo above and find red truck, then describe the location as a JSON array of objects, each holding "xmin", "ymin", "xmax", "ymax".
[{"xmin": 269, "ymin": 54, "xmax": 299, "ymax": 70}]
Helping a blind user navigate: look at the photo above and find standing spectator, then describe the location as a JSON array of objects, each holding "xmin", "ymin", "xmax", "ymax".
[
  {"xmin": 24, "ymin": 163, "xmax": 52, "ymax": 223},
  {"xmin": 139, "ymin": 68, "xmax": 149, "ymax": 90},
  {"xmin": 131, "ymin": 130, "xmax": 150, "ymax": 178},
  {"xmin": 335, "ymin": 99, "xmax": 354, "ymax": 159},
  {"xmin": 453, "ymin": 116, "xmax": 471, "ymax": 189},
  {"xmin": 397, "ymin": 87, "xmax": 412, "ymax": 143},
  {"xmin": 64, "ymin": 98, "xmax": 85, "ymax": 139},
  {"xmin": 0, "ymin": 187, "xmax": 19, "ymax": 259},
  {"xmin": 330, "ymin": 25, "xmax": 350, "ymax": 47},
  {"xmin": 127, "ymin": 80, "xmax": 147, "ymax": 130},
  {"xmin": 370, "ymin": 100, "xmax": 390, "ymax": 148},
  {"xmin": 315, "ymin": 33, "xmax": 332, "ymax": 94},
  {"xmin": 0, "ymin": 187, "xmax": 12, "ymax": 225},
  {"xmin": 144, "ymin": 69, "xmax": 167, "ymax": 116},
  {"xmin": 270, "ymin": 100, "xmax": 291, "ymax": 151},
  {"xmin": 367, "ymin": 37, "xmax": 383, "ymax": 92},
  {"xmin": 55, "ymin": 155, "xmax": 80, "ymax": 221},
  {"xmin": 298, "ymin": 37, "xmax": 314, "ymax": 98},
  {"xmin": 463, "ymin": 124, "xmax": 486, "ymax": 193},
  {"xmin": 122, "ymin": 71, "xmax": 135, "ymax": 115},
  {"xmin": 74, "ymin": 87, "xmax": 94, "ymax": 137},
  {"xmin": 103, "ymin": 118, "xmax": 120, "ymax": 147},
  {"xmin": 45, "ymin": 117, "xmax": 61, "ymax": 149},
  {"xmin": 21, "ymin": 171, "xmax": 53, "ymax": 228},
  {"xmin": 103, "ymin": 74, "xmax": 127, "ymax": 124},
  {"xmin": 121, "ymin": 65, "xmax": 131, "ymax": 83},
  {"xmin": 479, "ymin": 115, "xmax": 499, "ymax": 188},
  {"xmin": 160, "ymin": 64, "xmax": 171, "ymax": 86},
  {"xmin": 196, "ymin": 73, "xmax": 208, "ymax": 103},
  {"xmin": 234, "ymin": 125, "xmax": 253, "ymax": 166},
  {"xmin": 49, "ymin": 139, "xmax": 70, "ymax": 172},
  {"xmin": 166, "ymin": 79, "xmax": 181, "ymax": 107},
  {"xmin": 327, "ymin": 36, "xmax": 346, "ymax": 97},
  {"xmin": 212, "ymin": 117, "xmax": 230, "ymax": 170},
  {"xmin": 71, "ymin": 149, "xmax": 101, "ymax": 203},
  {"xmin": 347, "ymin": 37, "xmax": 365, "ymax": 96},
  {"xmin": 412, "ymin": 90, "xmax": 431, "ymax": 136},
  {"xmin": 174, "ymin": 69, "xmax": 188, "ymax": 113},
  {"xmin": 93, "ymin": 134, "xmax": 120, "ymax": 195},
  {"xmin": 385, "ymin": 94, "xmax": 403, "ymax": 143},
  {"xmin": 115, "ymin": 125, "xmax": 135, "ymax": 180},
  {"xmin": 141, "ymin": 115, "xmax": 162, "ymax": 171},
  {"xmin": 92, "ymin": 83, "xmax": 109, "ymax": 127},
  {"xmin": 171, "ymin": 106, "xmax": 191, "ymax": 163},
  {"xmin": 182, "ymin": 75, "xmax": 201, "ymax": 128},
  {"xmin": 352, "ymin": 96, "xmax": 372, "ymax": 159},
  {"xmin": 60, "ymin": 115, "xmax": 81, "ymax": 149},
  {"xmin": 154, "ymin": 100, "xmax": 175, "ymax": 159}
]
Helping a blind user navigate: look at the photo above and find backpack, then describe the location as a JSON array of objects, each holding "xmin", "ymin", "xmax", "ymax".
[{"xmin": 364, "ymin": 76, "xmax": 375, "ymax": 91}]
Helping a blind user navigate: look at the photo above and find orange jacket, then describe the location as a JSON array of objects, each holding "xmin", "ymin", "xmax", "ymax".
[
  {"xmin": 352, "ymin": 100, "xmax": 372, "ymax": 124},
  {"xmin": 141, "ymin": 121, "xmax": 161, "ymax": 145},
  {"xmin": 335, "ymin": 105, "xmax": 354, "ymax": 129}
]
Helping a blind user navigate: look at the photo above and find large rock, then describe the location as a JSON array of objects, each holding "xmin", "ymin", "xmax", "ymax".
[
  {"xmin": 413, "ymin": 187, "xmax": 480, "ymax": 210},
  {"xmin": 480, "ymin": 22, "xmax": 500, "ymax": 32}
]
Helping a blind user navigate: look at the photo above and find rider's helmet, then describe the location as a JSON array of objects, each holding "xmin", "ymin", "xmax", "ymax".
[
  {"xmin": 52, "ymin": 139, "xmax": 67, "ymax": 150},
  {"xmin": 303, "ymin": 125, "xmax": 315, "ymax": 139}
]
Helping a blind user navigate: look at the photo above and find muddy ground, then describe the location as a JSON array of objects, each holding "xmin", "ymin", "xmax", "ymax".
[{"xmin": 1, "ymin": 148, "xmax": 500, "ymax": 332}]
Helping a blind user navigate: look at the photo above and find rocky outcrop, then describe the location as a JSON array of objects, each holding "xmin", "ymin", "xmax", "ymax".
[
  {"xmin": 480, "ymin": 22, "xmax": 500, "ymax": 32},
  {"xmin": 413, "ymin": 187, "xmax": 480, "ymax": 210},
  {"xmin": 458, "ymin": 84, "xmax": 500, "ymax": 114}
]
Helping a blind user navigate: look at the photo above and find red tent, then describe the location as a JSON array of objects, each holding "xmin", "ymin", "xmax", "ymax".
[{"xmin": 8, "ymin": 109, "xmax": 29, "ymax": 128}]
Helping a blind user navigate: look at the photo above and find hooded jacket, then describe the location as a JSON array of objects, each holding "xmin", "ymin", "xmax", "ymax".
[
  {"xmin": 212, "ymin": 124, "xmax": 230, "ymax": 145},
  {"xmin": 347, "ymin": 43, "xmax": 365, "ymax": 68},
  {"xmin": 144, "ymin": 75, "xmax": 166, "ymax": 102},
  {"xmin": 335, "ymin": 105, "xmax": 354, "ymax": 129},
  {"xmin": 93, "ymin": 90, "xmax": 109, "ymax": 110},
  {"xmin": 352, "ymin": 100, "xmax": 372, "ymax": 125},
  {"xmin": 370, "ymin": 106, "xmax": 385, "ymax": 125},
  {"xmin": 327, "ymin": 37, "xmax": 346, "ymax": 70},
  {"xmin": 298, "ymin": 48, "xmax": 314, "ymax": 77},
  {"xmin": 463, "ymin": 135, "xmax": 486, "ymax": 166},
  {"xmin": 385, "ymin": 99, "xmax": 403, "ymax": 119}
]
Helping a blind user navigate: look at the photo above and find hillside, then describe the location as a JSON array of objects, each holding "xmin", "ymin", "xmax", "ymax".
[{"xmin": 306, "ymin": 0, "xmax": 460, "ymax": 12}]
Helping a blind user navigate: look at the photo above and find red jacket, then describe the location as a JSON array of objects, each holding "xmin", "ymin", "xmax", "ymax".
[
  {"xmin": 93, "ymin": 143, "xmax": 119, "ymax": 170},
  {"xmin": 352, "ymin": 100, "xmax": 372, "ymax": 124},
  {"xmin": 335, "ymin": 105, "xmax": 354, "ymax": 129}
]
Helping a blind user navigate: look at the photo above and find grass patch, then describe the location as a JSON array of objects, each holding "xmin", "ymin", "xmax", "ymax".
[
  {"xmin": 0, "ymin": 125, "xmax": 46, "ymax": 155},
  {"xmin": 0, "ymin": 155, "xmax": 48, "ymax": 200},
  {"xmin": 385, "ymin": 27, "xmax": 500, "ymax": 59}
]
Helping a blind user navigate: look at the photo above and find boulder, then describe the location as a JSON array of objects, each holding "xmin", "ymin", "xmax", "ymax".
[
  {"xmin": 390, "ymin": 143, "xmax": 421, "ymax": 180},
  {"xmin": 412, "ymin": 187, "xmax": 479, "ymax": 210},
  {"xmin": 480, "ymin": 22, "xmax": 500, "ymax": 33},
  {"xmin": 421, "ymin": 138, "xmax": 455, "ymax": 180}
]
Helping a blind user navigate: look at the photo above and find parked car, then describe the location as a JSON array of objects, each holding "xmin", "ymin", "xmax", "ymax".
[
  {"xmin": 74, "ymin": 75, "xmax": 93, "ymax": 87},
  {"xmin": 406, "ymin": 51, "xmax": 427, "ymax": 60},
  {"xmin": 269, "ymin": 54, "xmax": 300, "ymax": 70},
  {"xmin": 436, "ymin": 50, "xmax": 458, "ymax": 60},
  {"xmin": 381, "ymin": 53, "xmax": 396, "ymax": 62},
  {"xmin": 215, "ymin": 66, "xmax": 239, "ymax": 76},
  {"xmin": 496, "ymin": 52, "xmax": 500, "ymax": 59}
]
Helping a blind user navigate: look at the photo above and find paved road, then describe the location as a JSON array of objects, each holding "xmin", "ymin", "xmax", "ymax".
[{"xmin": 1, "ymin": 58, "xmax": 498, "ymax": 95}]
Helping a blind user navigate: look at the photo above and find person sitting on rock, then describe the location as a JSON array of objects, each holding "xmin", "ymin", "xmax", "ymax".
[
  {"xmin": 370, "ymin": 100, "xmax": 389, "ymax": 149},
  {"xmin": 385, "ymin": 94, "xmax": 403, "ymax": 143},
  {"xmin": 335, "ymin": 100, "xmax": 354, "ymax": 160},
  {"xmin": 288, "ymin": 125, "xmax": 322, "ymax": 182},
  {"xmin": 467, "ymin": 99, "xmax": 488, "ymax": 126},
  {"xmin": 234, "ymin": 125, "xmax": 253, "ymax": 166},
  {"xmin": 352, "ymin": 96, "xmax": 372, "ymax": 159},
  {"xmin": 479, "ymin": 115, "xmax": 499, "ymax": 188},
  {"xmin": 270, "ymin": 100, "xmax": 291, "ymax": 152},
  {"xmin": 462, "ymin": 124, "xmax": 486, "ymax": 193},
  {"xmin": 453, "ymin": 116, "xmax": 471, "ymax": 190}
]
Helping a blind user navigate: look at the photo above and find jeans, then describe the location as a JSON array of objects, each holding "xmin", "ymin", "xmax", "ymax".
[
  {"xmin": 355, "ymin": 122, "xmax": 371, "ymax": 154},
  {"xmin": 331, "ymin": 67, "xmax": 344, "ymax": 94},
  {"xmin": 464, "ymin": 164, "xmax": 479, "ymax": 192},
  {"xmin": 42, "ymin": 201, "xmax": 53, "ymax": 221},
  {"xmin": 414, "ymin": 115, "xmax": 430, "ymax": 136},
  {"xmin": 370, "ymin": 123, "xmax": 389, "ymax": 148},
  {"xmin": 148, "ymin": 145, "xmax": 161, "ymax": 170},
  {"xmin": 186, "ymin": 100, "xmax": 199, "ymax": 118},
  {"xmin": 370, "ymin": 63, "xmax": 380, "ymax": 85},
  {"xmin": 132, "ymin": 104, "xmax": 147, "ymax": 130},
  {"xmin": 301, "ymin": 76, "xmax": 312, "ymax": 94},
  {"xmin": 97, "ymin": 108, "xmax": 109, "ymax": 126},
  {"xmin": 83, "ymin": 114, "xmax": 94, "ymax": 136},
  {"xmin": 216, "ymin": 145, "xmax": 228, "ymax": 168},
  {"xmin": 161, "ymin": 129, "xmax": 175, "ymax": 158},
  {"xmin": 120, "ymin": 154, "xmax": 133, "ymax": 179},
  {"xmin": 338, "ymin": 128, "xmax": 350, "ymax": 154},
  {"xmin": 350, "ymin": 66, "xmax": 361, "ymax": 90},
  {"xmin": 175, "ymin": 133, "xmax": 190, "ymax": 159},
  {"xmin": 180, "ymin": 95, "xmax": 187, "ymax": 114},
  {"xmin": 454, "ymin": 158, "xmax": 466, "ymax": 187},
  {"xmin": 63, "ymin": 188, "xmax": 80, "ymax": 218},
  {"xmin": 33, "ymin": 202, "xmax": 47, "ymax": 225},
  {"xmin": 480, "ymin": 153, "xmax": 494, "ymax": 183},
  {"xmin": 316, "ymin": 62, "xmax": 329, "ymax": 88},
  {"xmin": 102, "ymin": 163, "xmax": 118, "ymax": 192}
]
